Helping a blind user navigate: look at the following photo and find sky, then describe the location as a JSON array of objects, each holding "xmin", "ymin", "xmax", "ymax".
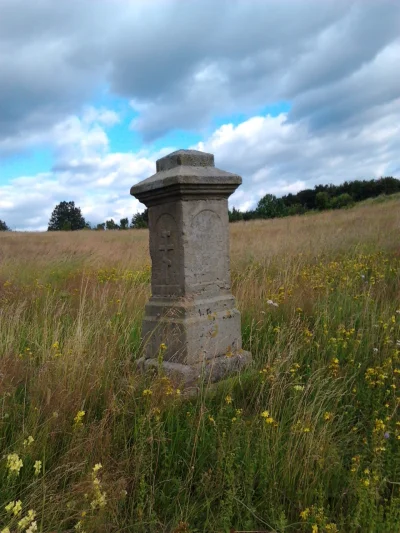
[{"xmin": 0, "ymin": 0, "xmax": 399, "ymax": 231}]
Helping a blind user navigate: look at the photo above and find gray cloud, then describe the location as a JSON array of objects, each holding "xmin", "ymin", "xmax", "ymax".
[
  {"xmin": 195, "ymin": 93, "xmax": 400, "ymax": 212},
  {"xmin": 0, "ymin": 0, "xmax": 112, "ymax": 154},
  {"xmin": 0, "ymin": 0, "xmax": 399, "ymax": 231},
  {"xmin": 2, "ymin": 92, "xmax": 399, "ymax": 230},
  {"xmin": 1, "ymin": 0, "xmax": 399, "ymax": 152},
  {"xmin": 113, "ymin": 0, "xmax": 400, "ymax": 140}
]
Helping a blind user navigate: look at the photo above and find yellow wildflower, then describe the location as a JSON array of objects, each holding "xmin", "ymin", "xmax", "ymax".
[
  {"xmin": 91, "ymin": 466, "xmax": 107, "ymax": 511},
  {"xmin": 324, "ymin": 412, "xmax": 333, "ymax": 421},
  {"xmin": 23, "ymin": 435, "xmax": 34, "ymax": 447},
  {"xmin": 329, "ymin": 357, "xmax": 340, "ymax": 377},
  {"xmin": 300, "ymin": 508, "xmax": 310, "ymax": 520},
  {"xmin": 373, "ymin": 419, "xmax": 385, "ymax": 433},
  {"xmin": 73, "ymin": 410, "xmax": 85, "ymax": 429},
  {"xmin": 75, "ymin": 520, "xmax": 86, "ymax": 531},
  {"xmin": 5, "ymin": 500, "xmax": 22, "ymax": 516},
  {"xmin": 93, "ymin": 463, "xmax": 102, "ymax": 473},
  {"xmin": 18, "ymin": 509, "xmax": 36, "ymax": 530},
  {"xmin": 142, "ymin": 389, "xmax": 153, "ymax": 396},
  {"xmin": 91, "ymin": 491, "xmax": 107, "ymax": 510},
  {"xmin": 26, "ymin": 522, "xmax": 38, "ymax": 533},
  {"xmin": 225, "ymin": 395, "xmax": 233, "ymax": 405},
  {"xmin": 374, "ymin": 446, "xmax": 386, "ymax": 453},
  {"xmin": 261, "ymin": 410, "xmax": 275, "ymax": 424},
  {"xmin": 51, "ymin": 341, "xmax": 62, "ymax": 358},
  {"xmin": 6, "ymin": 453, "xmax": 23, "ymax": 476},
  {"xmin": 34, "ymin": 460, "xmax": 42, "ymax": 476},
  {"xmin": 325, "ymin": 524, "xmax": 339, "ymax": 533}
]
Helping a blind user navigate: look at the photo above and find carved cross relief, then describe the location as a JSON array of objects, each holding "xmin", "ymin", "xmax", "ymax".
[{"xmin": 159, "ymin": 229, "xmax": 174, "ymax": 284}]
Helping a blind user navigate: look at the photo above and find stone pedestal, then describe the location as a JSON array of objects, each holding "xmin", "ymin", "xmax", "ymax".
[{"xmin": 130, "ymin": 149, "xmax": 251, "ymax": 387}]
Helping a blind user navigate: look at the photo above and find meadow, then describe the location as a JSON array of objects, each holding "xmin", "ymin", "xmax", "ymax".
[{"xmin": 0, "ymin": 200, "xmax": 399, "ymax": 533}]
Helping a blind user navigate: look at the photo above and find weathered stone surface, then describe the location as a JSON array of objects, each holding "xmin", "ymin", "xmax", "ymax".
[
  {"xmin": 130, "ymin": 149, "xmax": 241, "ymax": 207},
  {"xmin": 137, "ymin": 350, "xmax": 251, "ymax": 388},
  {"xmin": 156, "ymin": 149, "xmax": 214, "ymax": 172},
  {"xmin": 131, "ymin": 149, "xmax": 251, "ymax": 387}
]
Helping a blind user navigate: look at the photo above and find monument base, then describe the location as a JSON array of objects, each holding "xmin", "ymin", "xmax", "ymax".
[
  {"xmin": 141, "ymin": 294, "xmax": 244, "ymax": 366},
  {"xmin": 136, "ymin": 349, "xmax": 252, "ymax": 388}
]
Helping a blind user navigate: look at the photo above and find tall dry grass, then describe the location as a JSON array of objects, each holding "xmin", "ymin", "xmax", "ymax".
[
  {"xmin": 0, "ymin": 201, "xmax": 399, "ymax": 533},
  {"xmin": 1, "ymin": 200, "xmax": 399, "ymax": 271}
]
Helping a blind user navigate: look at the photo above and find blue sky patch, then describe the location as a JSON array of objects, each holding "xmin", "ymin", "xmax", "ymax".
[{"xmin": 0, "ymin": 148, "xmax": 53, "ymax": 184}]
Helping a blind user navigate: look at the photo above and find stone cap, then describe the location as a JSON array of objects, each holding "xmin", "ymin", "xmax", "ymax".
[
  {"xmin": 156, "ymin": 149, "xmax": 214, "ymax": 172},
  {"xmin": 131, "ymin": 149, "xmax": 242, "ymax": 207}
]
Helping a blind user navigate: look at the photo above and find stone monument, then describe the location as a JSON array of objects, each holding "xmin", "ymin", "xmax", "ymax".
[{"xmin": 130, "ymin": 149, "xmax": 251, "ymax": 387}]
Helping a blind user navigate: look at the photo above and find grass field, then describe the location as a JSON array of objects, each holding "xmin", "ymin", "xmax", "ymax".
[{"xmin": 1, "ymin": 200, "xmax": 400, "ymax": 533}]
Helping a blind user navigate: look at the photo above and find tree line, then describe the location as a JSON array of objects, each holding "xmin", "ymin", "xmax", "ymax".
[
  {"xmin": 228, "ymin": 176, "xmax": 400, "ymax": 222},
  {"xmin": 45, "ymin": 201, "xmax": 149, "ymax": 231},
  {"xmin": 1, "ymin": 176, "xmax": 399, "ymax": 231},
  {"xmin": 0, "ymin": 202, "xmax": 149, "ymax": 232}
]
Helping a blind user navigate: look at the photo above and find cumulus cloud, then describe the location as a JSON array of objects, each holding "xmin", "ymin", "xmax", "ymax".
[
  {"xmin": 2, "ymin": 94, "xmax": 399, "ymax": 230},
  {"xmin": 120, "ymin": 0, "xmax": 400, "ymax": 140},
  {"xmin": 0, "ymin": 0, "xmax": 399, "ymax": 229},
  {"xmin": 0, "ymin": 110, "xmax": 155, "ymax": 230},
  {"xmin": 1, "ymin": 0, "xmax": 399, "ymax": 152},
  {"xmin": 0, "ymin": 0, "xmax": 114, "ymax": 155},
  {"xmin": 196, "ymin": 98, "xmax": 400, "ymax": 210}
]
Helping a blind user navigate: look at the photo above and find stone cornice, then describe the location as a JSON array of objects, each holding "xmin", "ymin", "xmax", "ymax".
[
  {"xmin": 130, "ymin": 164, "xmax": 242, "ymax": 207},
  {"xmin": 131, "ymin": 181, "xmax": 240, "ymax": 207}
]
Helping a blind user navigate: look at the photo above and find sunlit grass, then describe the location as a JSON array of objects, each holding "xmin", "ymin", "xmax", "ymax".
[{"xmin": 1, "ymin": 200, "xmax": 399, "ymax": 532}]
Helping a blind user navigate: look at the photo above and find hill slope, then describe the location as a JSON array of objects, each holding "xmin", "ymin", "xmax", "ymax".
[{"xmin": 0, "ymin": 200, "xmax": 399, "ymax": 532}]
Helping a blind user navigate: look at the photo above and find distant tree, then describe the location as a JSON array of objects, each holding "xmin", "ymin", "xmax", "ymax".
[
  {"xmin": 61, "ymin": 221, "xmax": 72, "ymax": 231},
  {"xmin": 84, "ymin": 222, "xmax": 92, "ymax": 230},
  {"xmin": 120, "ymin": 217, "xmax": 129, "ymax": 230},
  {"xmin": 377, "ymin": 177, "xmax": 400, "ymax": 196},
  {"xmin": 242, "ymin": 209, "xmax": 256, "ymax": 221},
  {"xmin": 48, "ymin": 201, "xmax": 86, "ymax": 231},
  {"xmin": 279, "ymin": 177, "xmax": 400, "ymax": 214},
  {"xmin": 256, "ymin": 194, "xmax": 287, "ymax": 219},
  {"xmin": 106, "ymin": 219, "xmax": 119, "ymax": 230},
  {"xmin": 228, "ymin": 207, "xmax": 244, "ymax": 222},
  {"xmin": 286, "ymin": 204, "xmax": 306, "ymax": 216},
  {"xmin": 96, "ymin": 223, "xmax": 106, "ymax": 231},
  {"xmin": 315, "ymin": 191, "xmax": 330, "ymax": 210},
  {"xmin": 0, "ymin": 220, "xmax": 10, "ymax": 231},
  {"xmin": 281, "ymin": 192, "xmax": 297, "ymax": 207},
  {"xmin": 131, "ymin": 209, "xmax": 149, "ymax": 229},
  {"xmin": 330, "ymin": 193, "xmax": 354, "ymax": 209}
]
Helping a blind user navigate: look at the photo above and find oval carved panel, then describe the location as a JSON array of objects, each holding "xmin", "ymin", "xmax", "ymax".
[{"xmin": 191, "ymin": 209, "xmax": 225, "ymax": 284}]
